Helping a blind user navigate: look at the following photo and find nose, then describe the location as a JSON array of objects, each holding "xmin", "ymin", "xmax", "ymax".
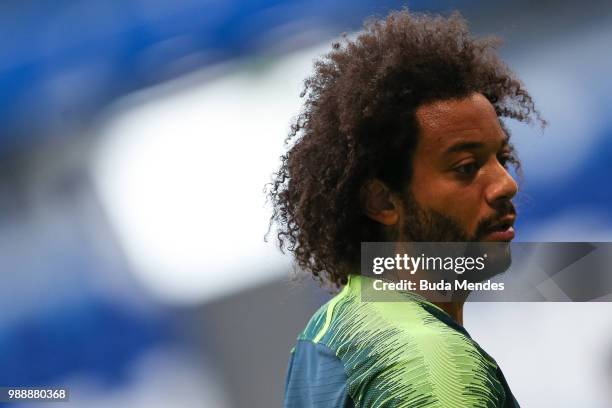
[{"xmin": 484, "ymin": 161, "xmax": 518, "ymax": 206}]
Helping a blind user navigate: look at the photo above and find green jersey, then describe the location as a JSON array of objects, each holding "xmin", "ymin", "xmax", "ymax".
[{"xmin": 283, "ymin": 275, "xmax": 519, "ymax": 407}]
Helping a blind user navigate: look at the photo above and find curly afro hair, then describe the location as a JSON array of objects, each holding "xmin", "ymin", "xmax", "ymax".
[{"xmin": 267, "ymin": 10, "xmax": 544, "ymax": 288}]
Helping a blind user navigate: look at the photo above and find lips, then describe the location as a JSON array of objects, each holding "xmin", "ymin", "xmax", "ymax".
[{"xmin": 482, "ymin": 216, "xmax": 516, "ymax": 242}]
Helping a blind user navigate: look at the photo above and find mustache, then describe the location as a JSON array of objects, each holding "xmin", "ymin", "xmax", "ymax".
[{"xmin": 474, "ymin": 202, "xmax": 516, "ymax": 239}]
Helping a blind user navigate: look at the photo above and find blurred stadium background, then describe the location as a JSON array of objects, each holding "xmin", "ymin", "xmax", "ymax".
[{"xmin": 1, "ymin": 0, "xmax": 612, "ymax": 407}]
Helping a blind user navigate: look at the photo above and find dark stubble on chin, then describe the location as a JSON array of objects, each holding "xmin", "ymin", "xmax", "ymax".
[
  {"xmin": 396, "ymin": 193, "xmax": 516, "ymax": 286},
  {"xmin": 400, "ymin": 193, "xmax": 516, "ymax": 243}
]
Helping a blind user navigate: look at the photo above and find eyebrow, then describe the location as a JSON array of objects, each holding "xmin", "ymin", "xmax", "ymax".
[{"xmin": 444, "ymin": 139, "xmax": 508, "ymax": 154}]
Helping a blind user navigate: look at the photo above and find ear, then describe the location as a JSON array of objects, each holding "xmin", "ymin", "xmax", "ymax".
[{"xmin": 360, "ymin": 179, "xmax": 400, "ymax": 226}]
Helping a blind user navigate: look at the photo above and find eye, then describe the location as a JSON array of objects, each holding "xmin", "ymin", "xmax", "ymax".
[{"xmin": 455, "ymin": 162, "xmax": 479, "ymax": 176}]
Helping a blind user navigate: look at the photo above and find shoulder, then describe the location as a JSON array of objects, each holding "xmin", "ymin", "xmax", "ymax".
[
  {"xmin": 295, "ymin": 276, "xmax": 508, "ymax": 407},
  {"xmin": 352, "ymin": 326, "xmax": 507, "ymax": 407}
]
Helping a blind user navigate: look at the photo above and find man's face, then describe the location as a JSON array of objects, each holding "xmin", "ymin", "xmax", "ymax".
[{"xmin": 401, "ymin": 93, "xmax": 517, "ymax": 242}]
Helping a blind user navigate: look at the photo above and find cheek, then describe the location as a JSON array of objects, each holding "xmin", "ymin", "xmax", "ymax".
[{"xmin": 411, "ymin": 176, "xmax": 483, "ymax": 232}]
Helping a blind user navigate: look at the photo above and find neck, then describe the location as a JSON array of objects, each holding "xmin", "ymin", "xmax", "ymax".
[{"xmin": 433, "ymin": 301, "xmax": 464, "ymax": 325}]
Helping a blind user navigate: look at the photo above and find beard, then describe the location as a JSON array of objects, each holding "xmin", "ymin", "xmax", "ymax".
[
  {"xmin": 399, "ymin": 193, "xmax": 474, "ymax": 242},
  {"xmin": 399, "ymin": 193, "xmax": 515, "ymax": 243},
  {"xmin": 397, "ymin": 193, "xmax": 516, "ymax": 287}
]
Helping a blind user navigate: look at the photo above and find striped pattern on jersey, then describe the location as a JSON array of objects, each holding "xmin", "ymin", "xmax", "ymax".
[{"xmin": 283, "ymin": 275, "xmax": 519, "ymax": 408}]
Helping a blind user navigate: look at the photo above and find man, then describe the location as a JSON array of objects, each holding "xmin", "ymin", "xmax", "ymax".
[{"xmin": 268, "ymin": 10, "xmax": 544, "ymax": 407}]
